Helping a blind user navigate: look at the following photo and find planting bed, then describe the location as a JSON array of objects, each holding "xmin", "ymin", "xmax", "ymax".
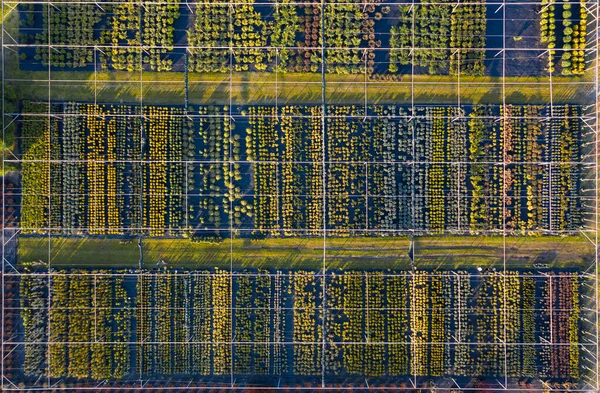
[
  {"xmin": 15, "ymin": 0, "xmax": 590, "ymax": 76},
  {"xmin": 7, "ymin": 268, "xmax": 584, "ymax": 384},
  {"xmin": 18, "ymin": 102, "xmax": 585, "ymax": 236}
]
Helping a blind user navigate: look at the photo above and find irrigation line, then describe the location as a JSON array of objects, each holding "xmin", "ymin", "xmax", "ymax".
[
  {"xmin": 7, "ymin": 305, "xmax": 586, "ymax": 312},
  {"xmin": 11, "ymin": 112, "xmax": 596, "ymax": 121},
  {"xmin": 6, "ymin": 78, "xmax": 598, "ymax": 89},
  {"xmin": 501, "ymin": 3, "xmax": 508, "ymax": 388},
  {"xmin": 137, "ymin": 9, "xmax": 146, "ymax": 384},
  {"xmin": 184, "ymin": 51, "xmax": 189, "ymax": 109},
  {"xmin": 13, "ymin": 227, "xmax": 597, "ymax": 234},
  {"xmin": 94, "ymin": 46, "xmax": 97, "ymax": 106},
  {"xmin": 0, "ymin": 387, "xmax": 595, "ymax": 392},
  {"xmin": 1, "ymin": 1, "xmax": 584, "ymax": 5},
  {"xmin": 1, "ymin": 340, "xmax": 595, "ymax": 346},
  {"xmin": 1, "ymin": 0, "xmax": 5, "ymax": 387},
  {"xmin": 410, "ymin": 0, "xmax": 416, "ymax": 241},
  {"xmin": 6, "ymin": 43, "xmax": 597, "ymax": 51},
  {"xmin": 6, "ymin": 271, "xmax": 594, "ymax": 279},
  {"xmin": 136, "ymin": 30, "xmax": 146, "ymax": 382},
  {"xmin": 45, "ymin": 2, "xmax": 52, "ymax": 388},
  {"xmin": 9, "ymin": 192, "xmax": 595, "ymax": 200},
  {"xmin": 227, "ymin": 2, "xmax": 235, "ymax": 384},
  {"xmin": 7, "ymin": 159, "xmax": 595, "ymax": 165},
  {"xmin": 185, "ymin": 163, "xmax": 189, "ymax": 231},
  {"xmin": 593, "ymin": 0, "xmax": 600, "ymax": 389},
  {"xmin": 364, "ymin": 163, "xmax": 368, "ymax": 230},
  {"xmin": 320, "ymin": 0, "xmax": 327, "ymax": 386},
  {"xmin": 0, "ymin": 387, "xmax": 596, "ymax": 392}
]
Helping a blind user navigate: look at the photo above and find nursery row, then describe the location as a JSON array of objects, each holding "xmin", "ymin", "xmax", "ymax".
[
  {"xmin": 19, "ymin": 102, "xmax": 191, "ymax": 236},
  {"xmin": 26, "ymin": 1, "xmax": 480, "ymax": 74},
  {"xmin": 248, "ymin": 104, "xmax": 583, "ymax": 234},
  {"xmin": 17, "ymin": 269, "xmax": 582, "ymax": 380},
  {"xmin": 32, "ymin": 3, "xmax": 103, "ymax": 69},
  {"xmin": 540, "ymin": 0, "xmax": 587, "ymax": 75},
  {"xmin": 31, "ymin": 1, "xmax": 180, "ymax": 71},
  {"xmin": 390, "ymin": 1, "xmax": 486, "ymax": 75},
  {"xmin": 19, "ymin": 101, "xmax": 59, "ymax": 232},
  {"xmin": 19, "ymin": 1, "xmax": 588, "ymax": 75},
  {"xmin": 468, "ymin": 104, "xmax": 582, "ymax": 232},
  {"xmin": 196, "ymin": 106, "xmax": 250, "ymax": 231},
  {"xmin": 19, "ymin": 103, "xmax": 584, "ymax": 235},
  {"xmin": 18, "ymin": 102, "xmax": 248, "ymax": 235},
  {"xmin": 20, "ymin": 270, "xmax": 132, "ymax": 380}
]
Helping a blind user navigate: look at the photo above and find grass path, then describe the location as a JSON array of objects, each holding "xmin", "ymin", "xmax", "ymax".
[
  {"xmin": 18, "ymin": 235, "xmax": 594, "ymax": 270},
  {"xmin": 0, "ymin": 2, "xmax": 16, "ymax": 25},
  {"xmin": 5, "ymin": 69, "xmax": 594, "ymax": 107}
]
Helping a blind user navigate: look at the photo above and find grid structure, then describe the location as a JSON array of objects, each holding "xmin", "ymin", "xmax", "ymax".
[{"xmin": 2, "ymin": 0, "xmax": 600, "ymax": 391}]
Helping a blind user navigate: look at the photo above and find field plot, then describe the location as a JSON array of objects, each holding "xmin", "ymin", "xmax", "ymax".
[
  {"xmin": 3, "ymin": 269, "xmax": 593, "ymax": 387},
  {"xmin": 2, "ymin": 0, "xmax": 600, "ymax": 391},
  {"xmin": 15, "ymin": 102, "xmax": 590, "ymax": 236},
  {"xmin": 13, "ymin": 0, "xmax": 589, "ymax": 77}
]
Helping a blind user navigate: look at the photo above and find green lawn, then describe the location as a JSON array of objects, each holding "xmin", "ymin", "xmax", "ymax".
[{"xmin": 18, "ymin": 235, "xmax": 594, "ymax": 271}]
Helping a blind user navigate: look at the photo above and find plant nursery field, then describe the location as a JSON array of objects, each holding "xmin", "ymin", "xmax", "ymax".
[
  {"xmin": 16, "ymin": 102, "xmax": 588, "ymax": 237},
  {"xmin": 6, "ymin": 269, "xmax": 584, "ymax": 381},
  {"xmin": 14, "ymin": 0, "xmax": 588, "ymax": 76},
  {"xmin": 2, "ymin": 0, "xmax": 599, "ymax": 391}
]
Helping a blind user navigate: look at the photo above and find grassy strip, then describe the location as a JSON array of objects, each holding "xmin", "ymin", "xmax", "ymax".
[
  {"xmin": 2, "ymin": 10, "xmax": 20, "ymax": 163},
  {"xmin": 0, "ymin": 3, "xmax": 16, "ymax": 26},
  {"xmin": 18, "ymin": 235, "xmax": 594, "ymax": 270},
  {"xmin": 4, "ymin": 71, "xmax": 593, "ymax": 106}
]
